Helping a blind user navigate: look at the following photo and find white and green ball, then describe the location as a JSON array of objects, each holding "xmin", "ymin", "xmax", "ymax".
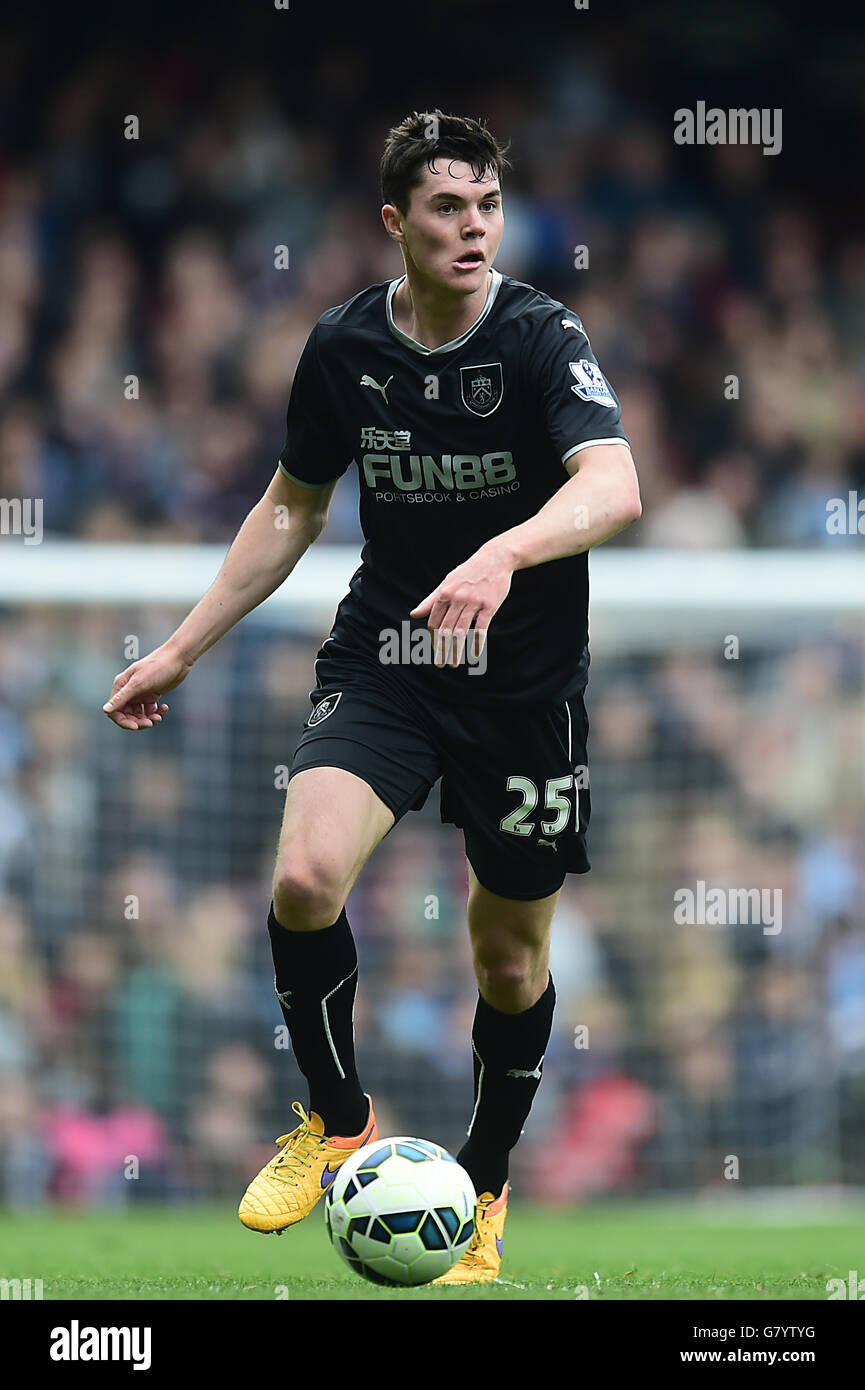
[{"xmin": 324, "ymin": 1137, "xmax": 476, "ymax": 1287}]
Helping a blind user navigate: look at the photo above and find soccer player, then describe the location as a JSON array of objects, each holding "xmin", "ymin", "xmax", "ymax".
[{"xmin": 103, "ymin": 111, "xmax": 641, "ymax": 1284}]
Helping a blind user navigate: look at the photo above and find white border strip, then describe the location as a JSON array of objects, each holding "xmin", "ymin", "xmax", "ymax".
[{"xmin": 562, "ymin": 437, "xmax": 632, "ymax": 463}]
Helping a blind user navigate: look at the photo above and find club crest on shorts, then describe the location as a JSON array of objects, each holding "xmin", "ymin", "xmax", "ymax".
[
  {"xmin": 307, "ymin": 691, "xmax": 342, "ymax": 727},
  {"xmin": 460, "ymin": 362, "xmax": 503, "ymax": 417}
]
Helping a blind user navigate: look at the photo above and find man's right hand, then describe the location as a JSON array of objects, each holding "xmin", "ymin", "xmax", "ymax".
[{"xmin": 102, "ymin": 641, "xmax": 193, "ymax": 731}]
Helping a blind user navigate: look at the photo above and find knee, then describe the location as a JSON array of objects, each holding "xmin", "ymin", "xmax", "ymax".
[
  {"xmin": 273, "ymin": 856, "xmax": 347, "ymax": 930},
  {"xmin": 473, "ymin": 949, "xmax": 548, "ymax": 1013}
]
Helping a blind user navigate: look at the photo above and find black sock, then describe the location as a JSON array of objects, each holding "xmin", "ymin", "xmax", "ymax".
[
  {"xmin": 267, "ymin": 901, "xmax": 368, "ymax": 1136},
  {"xmin": 457, "ymin": 975, "xmax": 556, "ymax": 1197}
]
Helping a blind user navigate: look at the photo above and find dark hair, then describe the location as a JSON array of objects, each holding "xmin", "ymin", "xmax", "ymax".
[{"xmin": 380, "ymin": 110, "xmax": 511, "ymax": 214}]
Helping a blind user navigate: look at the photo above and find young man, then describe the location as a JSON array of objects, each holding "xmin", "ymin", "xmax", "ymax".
[{"xmin": 103, "ymin": 111, "xmax": 641, "ymax": 1284}]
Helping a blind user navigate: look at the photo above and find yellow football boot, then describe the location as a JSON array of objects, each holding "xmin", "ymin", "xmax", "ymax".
[
  {"xmin": 238, "ymin": 1096, "xmax": 377, "ymax": 1234},
  {"xmin": 433, "ymin": 1182, "xmax": 508, "ymax": 1284}
]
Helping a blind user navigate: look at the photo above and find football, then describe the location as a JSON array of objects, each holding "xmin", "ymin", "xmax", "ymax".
[{"xmin": 324, "ymin": 1137, "xmax": 476, "ymax": 1286}]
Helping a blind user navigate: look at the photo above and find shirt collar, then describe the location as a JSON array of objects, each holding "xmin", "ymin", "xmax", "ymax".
[{"xmin": 385, "ymin": 269, "xmax": 502, "ymax": 355}]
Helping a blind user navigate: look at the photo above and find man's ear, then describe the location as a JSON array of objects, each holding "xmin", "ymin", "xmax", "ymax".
[{"xmin": 381, "ymin": 204, "xmax": 405, "ymax": 244}]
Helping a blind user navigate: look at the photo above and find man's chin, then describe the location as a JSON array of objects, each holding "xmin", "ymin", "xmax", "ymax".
[{"xmin": 440, "ymin": 261, "xmax": 491, "ymax": 291}]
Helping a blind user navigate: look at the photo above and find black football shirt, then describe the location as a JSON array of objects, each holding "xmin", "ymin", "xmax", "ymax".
[{"xmin": 279, "ymin": 269, "xmax": 630, "ymax": 707}]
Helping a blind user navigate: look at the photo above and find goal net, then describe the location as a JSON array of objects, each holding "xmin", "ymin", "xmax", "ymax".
[{"xmin": 0, "ymin": 542, "xmax": 862, "ymax": 1206}]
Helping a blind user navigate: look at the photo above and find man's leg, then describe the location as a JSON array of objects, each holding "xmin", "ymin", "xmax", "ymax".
[
  {"xmin": 457, "ymin": 864, "xmax": 559, "ymax": 1197},
  {"xmin": 432, "ymin": 866, "xmax": 558, "ymax": 1280},
  {"xmin": 239, "ymin": 766, "xmax": 394, "ymax": 1233},
  {"xmin": 269, "ymin": 765, "xmax": 395, "ymax": 1134}
]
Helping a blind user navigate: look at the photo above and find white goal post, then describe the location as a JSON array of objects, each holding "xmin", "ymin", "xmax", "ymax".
[{"xmin": 2, "ymin": 545, "xmax": 863, "ymax": 647}]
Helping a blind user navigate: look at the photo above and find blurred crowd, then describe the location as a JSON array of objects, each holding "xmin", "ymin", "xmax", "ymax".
[
  {"xmin": 0, "ymin": 27, "xmax": 863, "ymax": 550},
  {"xmin": 0, "ymin": 607, "xmax": 863, "ymax": 1207},
  {"xmin": 1, "ymin": 19, "xmax": 863, "ymax": 1207}
]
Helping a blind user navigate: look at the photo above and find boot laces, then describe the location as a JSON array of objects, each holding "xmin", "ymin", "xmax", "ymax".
[
  {"xmin": 461, "ymin": 1197, "xmax": 496, "ymax": 1267},
  {"xmin": 271, "ymin": 1101, "xmax": 325, "ymax": 1186}
]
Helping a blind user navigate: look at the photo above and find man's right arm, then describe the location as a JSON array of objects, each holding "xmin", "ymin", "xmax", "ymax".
[{"xmin": 102, "ymin": 467, "xmax": 337, "ymax": 730}]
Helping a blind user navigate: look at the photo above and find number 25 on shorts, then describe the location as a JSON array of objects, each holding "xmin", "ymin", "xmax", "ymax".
[{"xmin": 499, "ymin": 775, "xmax": 577, "ymax": 837}]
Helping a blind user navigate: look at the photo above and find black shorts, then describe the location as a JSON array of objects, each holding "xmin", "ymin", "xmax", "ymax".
[{"xmin": 288, "ymin": 638, "xmax": 591, "ymax": 901}]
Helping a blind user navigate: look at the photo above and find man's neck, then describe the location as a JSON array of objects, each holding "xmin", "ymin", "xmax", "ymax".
[{"xmin": 392, "ymin": 268, "xmax": 493, "ymax": 350}]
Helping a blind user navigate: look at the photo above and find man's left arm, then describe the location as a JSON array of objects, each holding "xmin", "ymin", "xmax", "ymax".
[
  {"xmin": 411, "ymin": 443, "xmax": 641, "ymax": 663},
  {"xmin": 498, "ymin": 440, "xmax": 641, "ymax": 565}
]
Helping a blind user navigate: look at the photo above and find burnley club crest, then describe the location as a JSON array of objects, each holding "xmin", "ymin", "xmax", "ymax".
[{"xmin": 460, "ymin": 362, "xmax": 503, "ymax": 417}]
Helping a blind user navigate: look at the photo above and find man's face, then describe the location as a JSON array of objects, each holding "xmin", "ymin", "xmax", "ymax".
[{"xmin": 384, "ymin": 159, "xmax": 504, "ymax": 293}]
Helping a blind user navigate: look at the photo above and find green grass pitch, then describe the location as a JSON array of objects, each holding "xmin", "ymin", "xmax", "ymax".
[{"xmin": 1, "ymin": 1202, "xmax": 863, "ymax": 1300}]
